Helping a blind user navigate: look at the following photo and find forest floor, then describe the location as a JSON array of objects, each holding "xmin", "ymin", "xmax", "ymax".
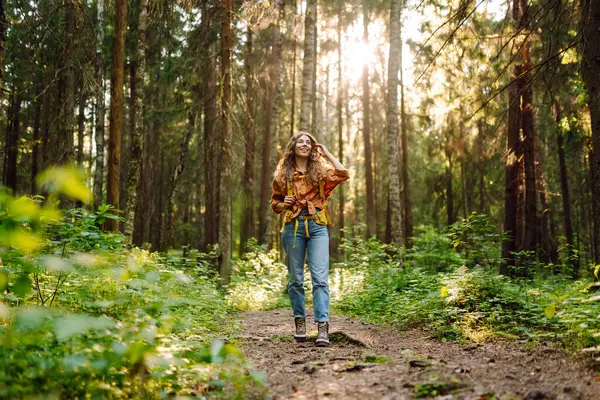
[{"xmin": 238, "ymin": 310, "xmax": 600, "ymax": 400}]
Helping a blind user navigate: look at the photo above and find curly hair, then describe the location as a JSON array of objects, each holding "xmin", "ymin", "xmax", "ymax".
[{"xmin": 274, "ymin": 132, "xmax": 328, "ymax": 187}]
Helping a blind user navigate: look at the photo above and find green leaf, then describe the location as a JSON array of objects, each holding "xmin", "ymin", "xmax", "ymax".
[
  {"xmin": 544, "ymin": 303, "xmax": 556, "ymax": 319},
  {"xmin": 39, "ymin": 255, "xmax": 75, "ymax": 273},
  {"xmin": 14, "ymin": 307, "xmax": 51, "ymax": 330},
  {"xmin": 12, "ymin": 274, "xmax": 32, "ymax": 298},
  {"xmin": 36, "ymin": 166, "xmax": 91, "ymax": 204},
  {"xmin": 7, "ymin": 197, "xmax": 40, "ymax": 219},
  {"xmin": 0, "ymin": 269, "xmax": 8, "ymax": 292},
  {"xmin": 440, "ymin": 286, "xmax": 449, "ymax": 298},
  {"xmin": 54, "ymin": 315, "xmax": 114, "ymax": 342}
]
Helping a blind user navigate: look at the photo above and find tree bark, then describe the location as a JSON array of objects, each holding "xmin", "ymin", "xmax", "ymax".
[
  {"xmin": 124, "ymin": 0, "xmax": 147, "ymax": 243},
  {"xmin": 446, "ymin": 161, "xmax": 454, "ymax": 226},
  {"xmin": 534, "ymin": 133, "xmax": 558, "ymax": 265},
  {"xmin": 218, "ymin": 0, "xmax": 234, "ymax": 286},
  {"xmin": 0, "ymin": 0, "xmax": 5, "ymax": 95},
  {"xmin": 77, "ymin": 81, "xmax": 86, "ymax": 168},
  {"xmin": 311, "ymin": 9, "xmax": 319, "ymax": 138},
  {"xmin": 477, "ymin": 118, "xmax": 486, "ymax": 213},
  {"xmin": 106, "ymin": 0, "xmax": 127, "ymax": 231},
  {"xmin": 501, "ymin": 0, "xmax": 524, "ymax": 274},
  {"xmin": 203, "ymin": 44, "xmax": 219, "ymax": 249},
  {"xmin": 519, "ymin": 0, "xmax": 537, "ymax": 255},
  {"xmin": 57, "ymin": 0, "xmax": 76, "ymax": 167},
  {"xmin": 459, "ymin": 116, "xmax": 468, "ymax": 220},
  {"xmin": 258, "ymin": 1, "xmax": 284, "ymax": 245},
  {"xmin": 133, "ymin": 38, "xmax": 159, "ymax": 247},
  {"xmin": 240, "ymin": 25, "xmax": 255, "ymax": 254},
  {"xmin": 361, "ymin": 1, "xmax": 376, "ymax": 239},
  {"xmin": 553, "ymin": 101, "xmax": 576, "ymax": 272},
  {"xmin": 386, "ymin": 0, "xmax": 403, "ymax": 246},
  {"xmin": 399, "ymin": 25, "xmax": 412, "ymax": 247},
  {"xmin": 298, "ymin": 0, "xmax": 316, "ymax": 132},
  {"xmin": 94, "ymin": 0, "xmax": 106, "ymax": 208},
  {"xmin": 337, "ymin": 8, "xmax": 345, "ymax": 247},
  {"xmin": 165, "ymin": 112, "xmax": 194, "ymax": 249},
  {"xmin": 3, "ymin": 94, "xmax": 19, "ymax": 192},
  {"xmin": 290, "ymin": 0, "xmax": 298, "ymax": 136},
  {"xmin": 582, "ymin": 0, "xmax": 600, "ymax": 265},
  {"xmin": 32, "ymin": 95, "xmax": 41, "ymax": 193}
]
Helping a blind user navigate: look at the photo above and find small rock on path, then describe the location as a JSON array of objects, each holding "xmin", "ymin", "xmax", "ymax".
[{"xmin": 238, "ymin": 310, "xmax": 600, "ymax": 399}]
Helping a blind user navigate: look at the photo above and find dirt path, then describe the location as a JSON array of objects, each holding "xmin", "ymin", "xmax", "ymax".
[{"xmin": 238, "ymin": 310, "xmax": 600, "ymax": 399}]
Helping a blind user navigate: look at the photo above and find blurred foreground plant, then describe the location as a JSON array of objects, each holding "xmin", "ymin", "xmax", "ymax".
[{"xmin": 0, "ymin": 167, "xmax": 265, "ymax": 399}]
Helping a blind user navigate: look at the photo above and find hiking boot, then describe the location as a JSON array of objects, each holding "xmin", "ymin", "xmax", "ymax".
[
  {"xmin": 316, "ymin": 322, "xmax": 329, "ymax": 347},
  {"xmin": 294, "ymin": 317, "xmax": 307, "ymax": 342}
]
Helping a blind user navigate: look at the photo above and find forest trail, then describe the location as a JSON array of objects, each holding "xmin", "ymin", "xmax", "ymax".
[{"xmin": 239, "ymin": 310, "xmax": 600, "ymax": 400}]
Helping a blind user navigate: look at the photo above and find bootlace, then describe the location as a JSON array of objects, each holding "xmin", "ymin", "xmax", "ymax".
[
  {"xmin": 318, "ymin": 322, "xmax": 328, "ymax": 337},
  {"xmin": 296, "ymin": 318, "xmax": 306, "ymax": 333}
]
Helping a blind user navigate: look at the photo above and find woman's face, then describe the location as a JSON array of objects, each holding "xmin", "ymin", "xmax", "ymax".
[{"xmin": 294, "ymin": 134, "xmax": 312, "ymax": 158}]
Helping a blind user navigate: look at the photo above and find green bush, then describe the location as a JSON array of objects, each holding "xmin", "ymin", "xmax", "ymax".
[
  {"xmin": 228, "ymin": 239, "xmax": 288, "ymax": 311},
  {"xmin": 334, "ymin": 230, "xmax": 600, "ymax": 348},
  {"xmin": 0, "ymin": 168, "xmax": 264, "ymax": 399}
]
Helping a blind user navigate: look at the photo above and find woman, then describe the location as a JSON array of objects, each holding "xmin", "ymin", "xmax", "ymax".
[{"xmin": 271, "ymin": 131, "xmax": 349, "ymax": 347}]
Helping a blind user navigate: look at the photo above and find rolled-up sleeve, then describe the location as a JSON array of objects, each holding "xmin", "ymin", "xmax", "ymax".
[
  {"xmin": 323, "ymin": 168, "xmax": 350, "ymax": 198},
  {"xmin": 271, "ymin": 179, "xmax": 285, "ymax": 214}
]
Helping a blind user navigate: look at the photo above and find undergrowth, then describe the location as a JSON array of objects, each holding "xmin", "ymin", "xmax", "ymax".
[
  {"xmin": 334, "ymin": 215, "xmax": 600, "ymax": 351},
  {"xmin": 0, "ymin": 168, "xmax": 265, "ymax": 399}
]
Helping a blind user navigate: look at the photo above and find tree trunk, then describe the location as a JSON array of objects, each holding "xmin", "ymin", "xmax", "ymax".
[
  {"xmin": 42, "ymin": 91, "xmax": 51, "ymax": 171},
  {"xmin": 94, "ymin": 0, "xmax": 106, "ymax": 208},
  {"xmin": 589, "ymin": 150, "xmax": 598, "ymax": 263},
  {"xmin": 582, "ymin": 0, "xmax": 600, "ymax": 265},
  {"xmin": 165, "ymin": 112, "xmax": 194, "ymax": 249},
  {"xmin": 3, "ymin": 94, "xmax": 19, "ymax": 192},
  {"xmin": 337, "ymin": 8, "xmax": 345, "ymax": 248},
  {"xmin": 399, "ymin": 28, "xmax": 412, "ymax": 247},
  {"xmin": 32, "ymin": 95, "xmax": 41, "ymax": 193},
  {"xmin": 501, "ymin": 0, "xmax": 524, "ymax": 274},
  {"xmin": 290, "ymin": 0, "xmax": 298, "ymax": 136},
  {"xmin": 150, "ymin": 146, "xmax": 164, "ymax": 251},
  {"xmin": 361, "ymin": 1, "xmax": 376, "ymax": 239},
  {"xmin": 534, "ymin": 133, "xmax": 558, "ymax": 265},
  {"xmin": 298, "ymin": 0, "xmax": 316, "ymax": 132},
  {"xmin": 446, "ymin": 161, "xmax": 454, "ymax": 226},
  {"xmin": 218, "ymin": 0, "xmax": 234, "ymax": 286},
  {"xmin": 133, "ymin": 41, "xmax": 159, "ymax": 247},
  {"xmin": 386, "ymin": 0, "xmax": 403, "ymax": 246},
  {"xmin": 77, "ymin": 82, "xmax": 86, "ymax": 168},
  {"xmin": 240, "ymin": 25, "xmax": 255, "ymax": 254},
  {"xmin": 124, "ymin": 0, "xmax": 147, "ymax": 243},
  {"xmin": 203, "ymin": 43, "xmax": 219, "ymax": 249},
  {"xmin": 106, "ymin": 0, "xmax": 127, "ymax": 231},
  {"xmin": 460, "ymin": 161, "xmax": 468, "ymax": 219},
  {"xmin": 195, "ymin": 112, "xmax": 204, "ymax": 249},
  {"xmin": 0, "ymin": 0, "xmax": 5, "ymax": 95},
  {"xmin": 57, "ymin": 0, "xmax": 76, "ymax": 167},
  {"xmin": 553, "ymin": 102, "xmax": 576, "ymax": 272},
  {"xmin": 477, "ymin": 118, "xmax": 486, "ymax": 213},
  {"xmin": 310, "ymin": 9, "xmax": 319, "ymax": 138},
  {"xmin": 258, "ymin": 1, "xmax": 284, "ymax": 245},
  {"xmin": 518, "ymin": 0, "xmax": 537, "ymax": 255}
]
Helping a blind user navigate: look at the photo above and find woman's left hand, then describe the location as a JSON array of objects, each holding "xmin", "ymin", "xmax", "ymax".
[{"xmin": 314, "ymin": 144, "xmax": 329, "ymax": 156}]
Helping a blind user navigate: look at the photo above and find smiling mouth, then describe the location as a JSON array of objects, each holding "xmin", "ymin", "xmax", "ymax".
[{"xmin": 300, "ymin": 147, "xmax": 310, "ymax": 151}]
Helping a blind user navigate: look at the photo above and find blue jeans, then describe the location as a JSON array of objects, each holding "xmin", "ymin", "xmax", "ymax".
[{"xmin": 282, "ymin": 219, "xmax": 330, "ymax": 322}]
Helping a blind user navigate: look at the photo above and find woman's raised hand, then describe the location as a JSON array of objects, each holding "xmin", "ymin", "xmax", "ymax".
[{"xmin": 314, "ymin": 143, "xmax": 329, "ymax": 156}]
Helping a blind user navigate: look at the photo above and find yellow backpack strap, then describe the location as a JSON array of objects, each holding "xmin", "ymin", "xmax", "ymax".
[
  {"xmin": 280, "ymin": 178, "xmax": 294, "ymax": 234},
  {"xmin": 319, "ymin": 180, "xmax": 332, "ymax": 226}
]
